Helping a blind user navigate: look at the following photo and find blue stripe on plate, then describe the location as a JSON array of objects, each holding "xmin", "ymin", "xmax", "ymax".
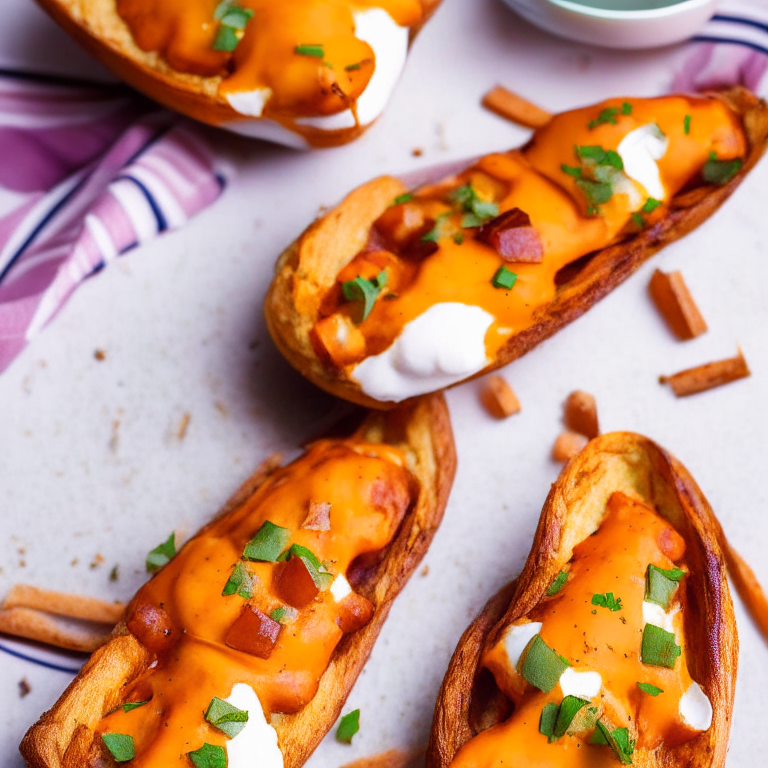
[
  {"xmin": 115, "ymin": 175, "xmax": 168, "ymax": 234},
  {"xmin": 0, "ymin": 642, "xmax": 82, "ymax": 674},
  {"xmin": 712, "ymin": 14, "xmax": 768, "ymax": 35},
  {"xmin": 691, "ymin": 35, "xmax": 768, "ymax": 57}
]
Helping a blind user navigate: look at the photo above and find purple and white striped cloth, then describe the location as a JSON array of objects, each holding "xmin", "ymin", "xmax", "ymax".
[{"xmin": 0, "ymin": 2, "xmax": 766, "ymax": 377}]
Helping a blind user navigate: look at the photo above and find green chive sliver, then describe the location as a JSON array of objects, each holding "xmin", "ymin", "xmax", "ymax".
[
  {"xmin": 212, "ymin": 25, "xmax": 239, "ymax": 52},
  {"xmin": 621, "ymin": 102, "xmax": 633, "ymax": 115},
  {"xmin": 279, "ymin": 544, "xmax": 333, "ymax": 590},
  {"xmin": 645, "ymin": 564, "xmax": 684, "ymax": 609},
  {"xmin": 492, "ymin": 265, "xmax": 517, "ymax": 290},
  {"xmin": 591, "ymin": 592, "xmax": 622, "ymax": 612},
  {"xmin": 393, "ymin": 192, "xmax": 413, "ymax": 205},
  {"xmin": 336, "ymin": 709, "xmax": 360, "ymax": 743},
  {"xmin": 146, "ymin": 533, "xmax": 176, "ymax": 573},
  {"xmin": 539, "ymin": 701, "xmax": 559, "ymax": 740},
  {"xmin": 122, "ymin": 700, "xmax": 149, "ymax": 713},
  {"xmin": 345, "ymin": 62, "xmax": 362, "ymax": 71},
  {"xmin": 342, "ymin": 271, "xmax": 387, "ymax": 322},
  {"xmin": 295, "ymin": 44, "xmax": 324, "ymax": 58},
  {"xmin": 588, "ymin": 107, "xmax": 620, "ymax": 129},
  {"xmin": 642, "ymin": 197, "xmax": 662, "ymax": 214},
  {"xmin": 188, "ymin": 742, "xmax": 227, "ymax": 768},
  {"xmin": 222, "ymin": 561, "xmax": 253, "ymax": 599},
  {"xmin": 684, "ymin": 114, "xmax": 691, "ymax": 135},
  {"xmin": 220, "ymin": 7, "xmax": 253, "ymax": 30},
  {"xmin": 593, "ymin": 721, "xmax": 634, "ymax": 764},
  {"xmin": 561, "ymin": 164, "xmax": 582, "ymax": 179},
  {"xmin": 631, "ymin": 212, "xmax": 645, "ymax": 228},
  {"xmin": 553, "ymin": 696, "xmax": 590, "ymax": 740},
  {"xmin": 637, "ymin": 682, "xmax": 664, "ymax": 696},
  {"xmin": 546, "ymin": 570, "xmax": 568, "ymax": 597},
  {"xmin": 641, "ymin": 623, "xmax": 681, "ymax": 669},
  {"xmin": 102, "ymin": 733, "xmax": 135, "ymax": 763},
  {"xmin": 519, "ymin": 635, "xmax": 569, "ymax": 693},
  {"xmin": 205, "ymin": 696, "xmax": 249, "ymax": 739},
  {"xmin": 576, "ymin": 179, "xmax": 613, "ymax": 208},
  {"xmin": 243, "ymin": 521, "xmax": 291, "ymax": 562},
  {"xmin": 702, "ymin": 156, "xmax": 743, "ymax": 185}
]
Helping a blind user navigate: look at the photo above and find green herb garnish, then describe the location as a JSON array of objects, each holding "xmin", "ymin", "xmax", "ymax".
[
  {"xmin": 421, "ymin": 212, "xmax": 451, "ymax": 242},
  {"xmin": 539, "ymin": 701, "xmax": 559, "ymax": 741},
  {"xmin": 702, "ymin": 155, "xmax": 743, "ymax": 185},
  {"xmin": 519, "ymin": 635, "xmax": 569, "ymax": 693},
  {"xmin": 336, "ymin": 709, "xmax": 360, "ymax": 743},
  {"xmin": 279, "ymin": 544, "xmax": 334, "ymax": 590},
  {"xmin": 101, "ymin": 733, "xmax": 135, "ymax": 763},
  {"xmin": 546, "ymin": 570, "xmax": 568, "ymax": 597},
  {"xmin": 645, "ymin": 564, "xmax": 685, "ymax": 609},
  {"xmin": 491, "ymin": 265, "xmax": 517, "ymax": 290},
  {"xmin": 589, "ymin": 107, "xmax": 620, "ymax": 129},
  {"xmin": 243, "ymin": 521, "xmax": 291, "ymax": 562},
  {"xmin": 270, "ymin": 605, "xmax": 287, "ymax": 623},
  {"xmin": 341, "ymin": 271, "xmax": 388, "ymax": 321},
  {"xmin": 591, "ymin": 592, "xmax": 622, "ymax": 612},
  {"xmin": 453, "ymin": 232, "xmax": 464, "ymax": 245},
  {"xmin": 345, "ymin": 62, "xmax": 362, "ymax": 71},
  {"xmin": 593, "ymin": 721, "xmax": 635, "ymax": 764},
  {"xmin": 393, "ymin": 192, "xmax": 413, "ymax": 205},
  {"xmin": 553, "ymin": 696, "xmax": 590, "ymax": 740},
  {"xmin": 188, "ymin": 743, "xmax": 227, "ymax": 768},
  {"xmin": 621, "ymin": 102, "xmax": 633, "ymax": 115},
  {"xmin": 205, "ymin": 696, "xmax": 249, "ymax": 739},
  {"xmin": 642, "ymin": 197, "xmax": 662, "ymax": 214},
  {"xmin": 212, "ymin": 2, "xmax": 253, "ymax": 52},
  {"xmin": 222, "ymin": 561, "xmax": 253, "ymax": 599},
  {"xmin": 561, "ymin": 164, "xmax": 582, "ymax": 179},
  {"xmin": 637, "ymin": 682, "xmax": 664, "ymax": 696},
  {"xmin": 122, "ymin": 700, "xmax": 149, "ymax": 712},
  {"xmin": 146, "ymin": 533, "xmax": 176, "ymax": 573},
  {"xmin": 577, "ymin": 145, "xmax": 623, "ymax": 170},
  {"xmin": 450, "ymin": 183, "xmax": 499, "ymax": 228},
  {"xmin": 576, "ymin": 179, "xmax": 613, "ymax": 211},
  {"xmin": 684, "ymin": 114, "xmax": 691, "ymax": 135},
  {"xmin": 641, "ymin": 623, "xmax": 681, "ymax": 669},
  {"xmin": 631, "ymin": 212, "xmax": 645, "ymax": 228},
  {"xmin": 295, "ymin": 44, "xmax": 324, "ymax": 58},
  {"xmin": 212, "ymin": 26, "xmax": 239, "ymax": 52}
]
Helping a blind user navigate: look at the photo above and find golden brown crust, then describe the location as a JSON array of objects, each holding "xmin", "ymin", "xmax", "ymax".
[
  {"xmin": 427, "ymin": 432, "xmax": 738, "ymax": 768},
  {"xmin": 264, "ymin": 87, "xmax": 768, "ymax": 408},
  {"xmin": 20, "ymin": 394, "xmax": 457, "ymax": 768},
  {"xmin": 32, "ymin": 0, "xmax": 442, "ymax": 146}
]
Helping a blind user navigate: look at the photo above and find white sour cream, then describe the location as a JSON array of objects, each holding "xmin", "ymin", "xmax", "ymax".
[
  {"xmin": 558, "ymin": 667, "xmax": 602, "ymax": 699},
  {"xmin": 351, "ymin": 303, "xmax": 494, "ymax": 402},
  {"xmin": 500, "ymin": 622, "xmax": 543, "ymax": 673},
  {"xmin": 679, "ymin": 681, "xmax": 713, "ymax": 731},
  {"xmin": 226, "ymin": 88, "xmax": 272, "ymax": 119},
  {"xmin": 642, "ymin": 601, "xmax": 679, "ymax": 633},
  {"xmin": 617, "ymin": 123, "xmax": 669, "ymax": 201},
  {"xmin": 225, "ymin": 683, "xmax": 283, "ymax": 768},
  {"xmin": 330, "ymin": 573, "xmax": 352, "ymax": 602}
]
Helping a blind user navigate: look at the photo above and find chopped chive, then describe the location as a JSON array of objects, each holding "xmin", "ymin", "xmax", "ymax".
[
  {"xmin": 243, "ymin": 521, "xmax": 291, "ymax": 562},
  {"xmin": 101, "ymin": 734, "xmax": 135, "ymax": 763},
  {"xmin": 546, "ymin": 570, "xmax": 568, "ymax": 597},
  {"xmin": 621, "ymin": 102, "xmax": 633, "ymax": 115},
  {"xmin": 279, "ymin": 544, "xmax": 334, "ymax": 590},
  {"xmin": 491, "ymin": 265, "xmax": 517, "ymax": 290},
  {"xmin": 642, "ymin": 197, "xmax": 662, "ymax": 214},
  {"xmin": 519, "ymin": 635, "xmax": 569, "ymax": 693},
  {"xmin": 146, "ymin": 533, "xmax": 176, "ymax": 573},
  {"xmin": 576, "ymin": 179, "xmax": 613, "ymax": 208},
  {"xmin": 593, "ymin": 721, "xmax": 635, "ymax": 764},
  {"xmin": 188, "ymin": 742, "xmax": 227, "ymax": 768},
  {"xmin": 205, "ymin": 696, "xmax": 249, "ymax": 739},
  {"xmin": 553, "ymin": 696, "xmax": 590, "ymax": 740},
  {"xmin": 641, "ymin": 623, "xmax": 681, "ymax": 669},
  {"xmin": 270, "ymin": 606, "xmax": 287, "ymax": 622},
  {"xmin": 631, "ymin": 212, "xmax": 644, "ymax": 228},
  {"xmin": 561, "ymin": 164, "xmax": 582, "ymax": 179},
  {"xmin": 122, "ymin": 700, "xmax": 149, "ymax": 712},
  {"xmin": 684, "ymin": 114, "xmax": 691, "ymax": 135},
  {"xmin": 588, "ymin": 107, "xmax": 620, "ymax": 129},
  {"xmin": 295, "ymin": 44, "xmax": 324, "ymax": 58},
  {"xmin": 591, "ymin": 592, "xmax": 622, "ymax": 612},
  {"xmin": 577, "ymin": 145, "xmax": 607, "ymax": 162},
  {"xmin": 393, "ymin": 192, "xmax": 413, "ymax": 205},
  {"xmin": 702, "ymin": 156, "xmax": 743, "ymax": 185},
  {"xmin": 212, "ymin": 25, "xmax": 240, "ymax": 52},
  {"xmin": 342, "ymin": 272, "xmax": 387, "ymax": 321},
  {"xmin": 461, "ymin": 212, "xmax": 483, "ymax": 229},
  {"xmin": 222, "ymin": 561, "xmax": 253, "ymax": 599},
  {"xmin": 637, "ymin": 682, "xmax": 664, "ymax": 696},
  {"xmin": 539, "ymin": 702, "xmax": 559, "ymax": 741},
  {"xmin": 345, "ymin": 62, "xmax": 362, "ymax": 71},
  {"xmin": 336, "ymin": 709, "xmax": 360, "ymax": 743},
  {"xmin": 450, "ymin": 183, "xmax": 498, "ymax": 226},
  {"xmin": 453, "ymin": 232, "xmax": 464, "ymax": 245},
  {"xmin": 220, "ymin": 7, "xmax": 253, "ymax": 30},
  {"xmin": 645, "ymin": 564, "xmax": 684, "ymax": 609},
  {"xmin": 421, "ymin": 212, "xmax": 450, "ymax": 242}
]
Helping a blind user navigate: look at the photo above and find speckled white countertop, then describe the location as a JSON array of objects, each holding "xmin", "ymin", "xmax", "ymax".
[{"xmin": 1, "ymin": 0, "xmax": 767, "ymax": 766}]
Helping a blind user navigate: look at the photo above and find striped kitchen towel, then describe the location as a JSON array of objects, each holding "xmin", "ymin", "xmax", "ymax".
[{"xmin": 0, "ymin": 69, "xmax": 225, "ymax": 375}]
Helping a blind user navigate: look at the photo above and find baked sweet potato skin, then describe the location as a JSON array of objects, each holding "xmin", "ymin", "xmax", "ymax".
[
  {"xmin": 20, "ymin": 393, "xmax": 456, "ymax": 768},
  {"xmin": 32, "ymin": 0, "xmax": 443, "ymax": 147},
  {"xmin": 428, "ymin": 432, "xmax": 737, "ymax": 768},
  {"xmin": 265, "ymin": 87, "xmax": 768, "ymax": 408}
]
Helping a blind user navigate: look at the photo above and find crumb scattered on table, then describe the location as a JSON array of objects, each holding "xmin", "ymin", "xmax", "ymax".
[{"xmin": 18, "ymin": 678, "xmax": 31, "ymax": 698}]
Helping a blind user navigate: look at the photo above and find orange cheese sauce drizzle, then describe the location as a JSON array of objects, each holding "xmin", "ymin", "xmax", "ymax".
[
  {"xmin": 116, "ymin": 0, "xmax": 422, "ymax": 132},
  {"xmin": 450, "ymin": 492, "xmax": 702, "ymax": 768},
  {"xmin": 98, "ymin": 438, "xmax": 413, "ymax": 766},
  {"xmin": 313, "ymin": 96, "xmax": 746, "ymax": 370}
]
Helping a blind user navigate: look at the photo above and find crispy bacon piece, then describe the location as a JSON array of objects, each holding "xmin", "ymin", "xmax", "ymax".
[
  {"xmin": 649, "ymin": 269, "xmax": 708, "ymax": 340},
  {"xmin": 660, "ymin": 349, "xmax": 750, "ymax": 397},
  {"xmin": 563, "ymin": 390, "xmax": 599, "ymax": 439},
  {"xmin": 552, "ymin": 431, "xmax": 588, "ymax": 463},
  {"xmin": 337, "ymin": 592, "xmax": 374, "ymax": 634},
  {"xmin": 476, "ymin": 208, "xmax": 543, "ymax": 263},
  {"xmin": 303, "ymin": 501, "xmax": 332, "ymax": 531},
  {"xmin": 126, "ymin": 601, "xmax": 179, "ymax": 654},
  {"xmin": 276, "ymin": 556, "xmax": 319, "ymax": 608},
  {"xmin": 224, "ymin": 605, "xmax": 281, "ymax": 659},
  {"xmin": 480, "ymin": 375, "xmax": 521, "ymax": 419},
  {"xmin": 481, "ymin": 86, "xmax": 553, "ymax": 129}
]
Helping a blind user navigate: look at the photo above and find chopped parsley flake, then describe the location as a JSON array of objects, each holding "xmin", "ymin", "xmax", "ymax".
[
  {"xmin": 341, "ymin": 271, "xmax": 389, "ymax": 322},
  {"xmin": 591, "ymin": 592, "xmax": 622, "ymax": 612},
  {"xmin": 146, "ymin": 533, "xmax": 176, "ymax": 573},
  {"xmin": 546, "ymin": 570, "xmax": 568, "ymax": 597},
  {"xmin": 588, "ymin": 107, "xmax": 620, "ymax": 129},
  {"xmin": 336, "ymin": 709, "xmax": 360, "ymax": 743}
]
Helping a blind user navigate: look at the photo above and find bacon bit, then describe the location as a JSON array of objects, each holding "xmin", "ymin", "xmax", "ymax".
[
  {"xmin": 126, "ymin": 602, "xmax": 179, "ymax": 653},
  {"xmin": 225, "ymin": 605, "xmax": 281, "ymax": 659},
  {"xmin": 660, "ymin": 349, "xmax": 750, "ymax": 397},
  {"xmin": 412, "ymin": 148, "xmax": 423, "ymax": 157},
  {"xmin": 177, "ymin": 412, "xmax": 191, "ymax": 440},
  {"xmin": 337, "ymin": 592, "xmax": 374, "ymax": 633},
  {"xmin": 94, "ymin": 349, "xmax": 106, "ymax": 361},
  {"xmin": 552, "ymin": 431, "xmax": 589, "ymax": 463},
  {"xmin": 303, "ymin": 501, "xmax": 332, "ymax": 531},
  {"xmin": 476, "ymin": 208, "xmax": 543, "ymax": 263},
  {"xmin": 648, "ymin": 269, "xmax": 708, "ymax": 340},
  {"xmin": 480, "ymin": 375, "xmax": 521, "ymax": 419},
  {"xmin": 563, "ymin": 390, "xmax": 599, "ymax": 439},
  {"xmin": 311, "ymin": 314, "xmax": 367, "ymax": 367},
  {"xmin": 421, "ymin": 565, "xmax": 430, "ymax": 577},
  {"xmin": 18, "ymin": 678, "xmax": 31, "ymax": 698},
  {"xmin": 276, "ymin": 556, "xmax": 319, "ymax": 608},
  {"xmin": 657, "ymin": 526, "xmax": 686, "ymax": 561},
  {"xmin": 481, "ymin": 86, "xmax": 553, "ymax": 129}
]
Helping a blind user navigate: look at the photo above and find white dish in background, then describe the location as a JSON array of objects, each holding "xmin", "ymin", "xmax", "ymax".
[{"xmin": 502, "ymin": 0, "xmax": 719, "ymax": 49}]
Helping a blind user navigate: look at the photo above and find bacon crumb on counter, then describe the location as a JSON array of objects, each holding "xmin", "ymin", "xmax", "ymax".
[
  {"xmin": 481, "ymin": 375, "xmax": 521, "ymax": 419},
  {"xmin": 481, "ymin": 86, "xmax": 553, "ymax": 129},
  {"xmin": 649, "ymin": 269, "xmax": 708, "ymax": 340},
  {"xmin": 552, "ymin": 431, "xmax": 588, "ymax": 463},
  {"xmin": 19, "ymin": 678, "xmax": 31, "ymax": 698},
  {"xmin": 660, "ymin": 349, "xmax": 750, "ymax": 397},
  {"xmin": 563, "ymin": 390, "xmax": 599, "ymax": 438}
]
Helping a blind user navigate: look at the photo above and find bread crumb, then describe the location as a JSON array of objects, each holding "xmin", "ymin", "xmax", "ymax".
[
  {"xmin": 109, "ymin": 565, "xmax": 119, "ymax": 582},
  {"xmin": 481, "ymin": 375, "xmax": 521, "ymax": 419},
  {"xmin": 411, "ymin": 147, "xmax": 423, "ymax": 157},
  {"xmin": 563, "ymin": 391, "xmax": 599, "ymax": 438},
  {"xmin": 649, "ymin": 269, "xmax": 707, "ymax": 340},
  {"xmin": 94, "ymin": 349, "xmax": 106, "ymax": 361},
  {"xmin": 552, "ymin": 431, "xmax": 588, "ymax": 463},
  {"xmin": 421, "ymin": 565, "xmax": 430, "ymax": 577},
  {"xmin": 177, "ymin": 412, "xmax": 191, "ymax": 440},
  {"xmin": 90, "ymin": 554, "xmax": 105, "ymax": 570},
  {"xmin": 18, "ymin": 678, "xmax": 31, "ymax": 698}
]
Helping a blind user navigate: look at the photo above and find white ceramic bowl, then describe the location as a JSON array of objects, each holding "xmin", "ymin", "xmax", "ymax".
[{"xmin": 501, "ymin": 0, "xmax": 719, "ymax": 49}]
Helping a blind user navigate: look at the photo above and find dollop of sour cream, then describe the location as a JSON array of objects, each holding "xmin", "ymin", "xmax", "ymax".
[
  {"xmin": 501, "ymin": 622, "xmax": 543, "ymax": 672},
  {"xmin": 559, "ymin": 667, "xmax": 602, "ymax": 699},
  {"xmin": 330, "ymin": 573, "xmax": 352, "ymax": 602},
  {"xmin": 351, "ymin": 303, "xmax": 494, "ymax": 402},
  {"xmin": 617, "ymin": 123, "xmax": 669, "ymax": 201},
  {"xmin": 224, "ymin": 684, "xmax": 283, "ymax": 768},
  {"xmin": 679, "ymin": 681, "xmax": 713, "ymax": 731}
]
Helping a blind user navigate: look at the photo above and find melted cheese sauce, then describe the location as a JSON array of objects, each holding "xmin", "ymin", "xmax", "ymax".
[
  {"xmin": 313, "ymin": 95, "xmax": 746, "ymax": 390},
  {"xmin": 451, "ymin": 492, "xmax": 705, "ymax": 768},
  {"xmin": 116, "ymin": 0, "xmax": 422, "ymax": 142},
  {"xmin": 98, "ymin": 438, "xmax": 413, "ymax": 766}
]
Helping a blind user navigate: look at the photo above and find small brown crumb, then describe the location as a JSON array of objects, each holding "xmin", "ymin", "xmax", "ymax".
[
  {"xmin": 421, "ymin": 565, "xmax": 430, "ymax": 577},
  {"xmin": 177, "ymin": 412, "xmax": 191, "ymax": 440},
  {"xmin": 481, "ymin": 86, "xmax": 552, "ymax": 129},
  {"xmin": 18, "ymin": 678, "xmax": 31, "ymax": 698},
  {"xmin": 648, "ymin": 269, "xmax": 707, "ymax": 340},
  {"xmin": 552, "ymin": 431, "xmax": 588, "ymax": 463},
  {"xmin": 564, "ymin": 391, "xmax": 599, "ymax": 439},
  {"xmin": 411, "ymin": 147, "xmax": 423, "ymax": 157},
  {"xmin": 660, "ymin": 349, "xmax": 750, "ymax": 397},
  {"xmin": 94, "ymin": 349, "xmax": 106, "ymax": 361},
  {"xmin": 109, "ymin": 419, "xmax": 120, "ymax": 453},
  {"xmin": 302, "ymin": 501, "xmax": 332, "ymax": 531},
  {"xmin": 109, "ymin": 565, "xmax": 119, "ymax": 582},
  {"xmin": 90, "ymin": 554, "xmax": 105, "ymax": 570},
  {"xmin": 481, "ymin": 375, "xmax": 521, "ymax": 419},
  {"xmin": 70, "ymin": 558, "xmax": 78, "ymax": 567}
]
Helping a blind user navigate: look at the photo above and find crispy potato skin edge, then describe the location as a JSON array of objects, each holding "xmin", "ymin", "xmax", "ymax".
[
  {"xmin": 427, "ymin": 432, "xmax": 738, "ymax": 768},
  {"xmin": 265, "ymin": 87, "xmax": 768, "ymax": 408},
  {"xmin": 20, "ymin": 393, "xmax": 457, "ymax": 768}
]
